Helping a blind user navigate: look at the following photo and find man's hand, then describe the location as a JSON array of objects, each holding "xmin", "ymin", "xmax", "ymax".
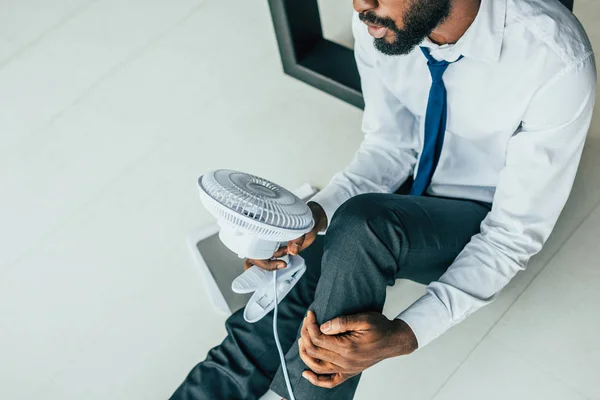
[
  {"xmin": 298, "ymin": 310, "xmax": 418, "ymax": 389},
  {"xmin": 244, "ymin": 202, "xmax": 327, "ymax": 271}
]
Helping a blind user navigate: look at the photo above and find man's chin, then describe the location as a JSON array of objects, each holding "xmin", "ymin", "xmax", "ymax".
[{"xmin": 373, "ymin": 38, "xmax": 419, "ymax": 56}]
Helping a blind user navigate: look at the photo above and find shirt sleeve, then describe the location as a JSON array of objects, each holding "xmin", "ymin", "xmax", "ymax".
[
  {"xmin": 398, "ymin": 53, "xmax": 597, "ymax": 348},
  {"xmin": 309, "ymin": 14, "xmax": 419, "ymax": 227}
]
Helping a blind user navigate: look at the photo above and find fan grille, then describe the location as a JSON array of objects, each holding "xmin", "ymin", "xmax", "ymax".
[{"xmin": 198, "ymin": 170, "xmax": 314, "ymax": 240}]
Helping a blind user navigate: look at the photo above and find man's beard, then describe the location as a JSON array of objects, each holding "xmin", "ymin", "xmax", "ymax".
[{"xmin": 359, "ymin": 0, "xmax": 451, "ymax": 56}]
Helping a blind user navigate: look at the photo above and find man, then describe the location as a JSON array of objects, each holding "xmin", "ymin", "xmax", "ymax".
[{"xmin": 172, "ymin": 0, "xmax": 596, "ymax": 398}]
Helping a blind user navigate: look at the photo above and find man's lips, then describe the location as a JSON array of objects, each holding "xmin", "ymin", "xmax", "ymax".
[{"xmin": 364, "ymin": 22, "xmax": 389, "ymax": 39}]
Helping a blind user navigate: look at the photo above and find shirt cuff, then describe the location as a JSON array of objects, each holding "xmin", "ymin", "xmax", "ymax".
[
  {"xmin": 308, "ymin": 184, "xmax": 352, "ymax": 233},
  {"xmin": 396, "ymin": 292, "xmax": 454, "ymax": 349}
]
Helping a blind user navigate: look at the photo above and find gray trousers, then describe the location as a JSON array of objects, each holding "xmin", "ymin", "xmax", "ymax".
[{"xmin": 170, "ymin": 193, "xmax": 491, "ymax": 400}]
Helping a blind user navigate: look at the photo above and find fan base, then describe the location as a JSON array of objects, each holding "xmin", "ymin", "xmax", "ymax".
[
  {"xmin": 231, "ymin": 255, "xmax": 307, "ymax": 323},
  {"xmin": 218, "ymin": 224, "xmax": 280, "ymax": 260}
]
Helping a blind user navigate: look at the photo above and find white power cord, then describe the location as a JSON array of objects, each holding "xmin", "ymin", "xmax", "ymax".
[{"xmin": 273, "ymin": 270, "xmax": 296, "ymax": 400}]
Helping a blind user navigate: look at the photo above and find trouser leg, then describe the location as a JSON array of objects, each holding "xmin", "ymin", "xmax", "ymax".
[
  {"xmin": 169, "ymin": 236, "xmax": 326, "ymax": 400},
  {"xmin": 270, "ymin": 193, "xmax": 490, "ymax": 399}
]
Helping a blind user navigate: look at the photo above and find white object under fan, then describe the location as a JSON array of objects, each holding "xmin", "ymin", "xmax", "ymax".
[{"xmin": 198, "ymin": 169, "xmax": 314, "ymax": 399}]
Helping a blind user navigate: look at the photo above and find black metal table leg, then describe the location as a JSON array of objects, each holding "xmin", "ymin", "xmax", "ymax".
[{"xmin": 267, "ymin": 0, "xmax": 364, "ymax": 109}]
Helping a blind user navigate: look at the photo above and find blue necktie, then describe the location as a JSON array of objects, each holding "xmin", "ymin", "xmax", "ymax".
[{"xmin": 410, "ymin": 47, "xmax": 463, "ymax": 196}]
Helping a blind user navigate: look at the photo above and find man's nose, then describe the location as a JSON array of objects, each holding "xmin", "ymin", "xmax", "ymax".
[{"xmin": 353, "ymin": 0, "xmax": 378, "ymax": 14}]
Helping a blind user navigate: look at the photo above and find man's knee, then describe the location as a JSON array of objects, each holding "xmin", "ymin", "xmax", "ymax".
[
  {"xmin": 325, "ymin": 193, "xmax": 406, "ymax": 269},
  {"xmin": 329, "ymin": 193, "xmax": 395, "ymax": 236},
  {"xmin": 316, "ymin": 193, "xmax": 402, "ymax": 303}
]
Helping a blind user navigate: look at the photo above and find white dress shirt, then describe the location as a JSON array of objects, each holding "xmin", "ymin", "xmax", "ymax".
[{"xmin": 310, "ymin": 0, "xmax": 597, "ymax": 347}]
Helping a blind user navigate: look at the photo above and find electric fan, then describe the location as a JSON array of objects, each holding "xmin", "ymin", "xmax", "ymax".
[{"xmin": 197, "ymin": 169, "xmax": 314, "ymax": 399}]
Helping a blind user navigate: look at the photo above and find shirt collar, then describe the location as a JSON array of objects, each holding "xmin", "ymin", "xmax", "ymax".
[
  {"xmin": 456, "ymin": 0, "xmax": 507, "ymax": 63},
  {"xmin": 421, "ymin": 0, "xmax": 507, "ymax": 64}
]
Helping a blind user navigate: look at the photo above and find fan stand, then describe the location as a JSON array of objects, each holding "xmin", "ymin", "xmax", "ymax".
[{"xmin": 232, "ymin": 255, "xmax": 307, "ymax": 323}]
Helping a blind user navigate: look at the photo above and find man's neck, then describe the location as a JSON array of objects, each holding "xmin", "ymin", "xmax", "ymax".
[{"xmin": 429, "ymin": 0, "xmax": 482, "ymax": 45}]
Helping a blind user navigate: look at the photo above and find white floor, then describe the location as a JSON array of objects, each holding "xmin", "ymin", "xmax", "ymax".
[{"xmin": 0, "ymin": 1, "xmax": 599, "ymax": 399}]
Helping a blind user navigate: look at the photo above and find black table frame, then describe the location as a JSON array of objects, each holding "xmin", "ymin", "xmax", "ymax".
[{"xmin": 266, "ymin": 0, "xmax": 574, "ymax": 110}]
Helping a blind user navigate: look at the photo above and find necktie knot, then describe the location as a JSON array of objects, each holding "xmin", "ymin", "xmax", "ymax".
[{"xmin": 420, "ymin": 47, "xmax": 462, "ymax": 83}]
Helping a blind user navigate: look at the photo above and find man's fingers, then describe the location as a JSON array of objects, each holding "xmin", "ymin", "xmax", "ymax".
[
  {"xmin": 301, "ymin": 370, "xmax": 334, "ymax": 388},
  {"xmin": 298, "ymin": 339, "xmax": 340, "ymax": 375},
  {"xmin": 245, "ymin": 258, "xmax": 286, "ymax": 271},
  {"xmin": 320, "ymin": 313, "xmax": 371, "ymax": 335},
  {"xmin": 301, "ymin": 315, "xmax": 334, "ymax": 361},
  {"xmin": 287, "ymin": 236, "xmax": 305, "ymax": 256},
  {"xmin": 299, "ymin": 323, "xmax": 345, "ymax": 368},
  {"xmin": 305, "ymin": 311, "xmax": 342, "ymax": 352},
  {"xmin": 271, "ymin": 234, "xmax": 306, "ymax": 259},
  {"xmin": 301, "ymin": 371, "xmax": 347, "ymax": 389},
  {"xmin": 272, "ymin": 246, "xmax": 288, "ymax": 258}
]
